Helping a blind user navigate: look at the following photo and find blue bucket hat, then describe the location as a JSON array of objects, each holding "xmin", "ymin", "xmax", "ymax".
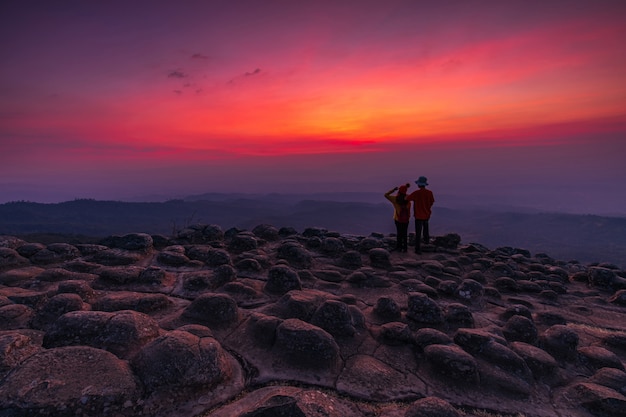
[{"xmin": 415, "ymin": 176, "xmax": 428, "ymax": 186}]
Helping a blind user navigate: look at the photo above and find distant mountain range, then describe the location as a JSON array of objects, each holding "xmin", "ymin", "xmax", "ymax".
[{"xmin": 1, "ymin": 195, "xmax": 625, "ymax": 268}]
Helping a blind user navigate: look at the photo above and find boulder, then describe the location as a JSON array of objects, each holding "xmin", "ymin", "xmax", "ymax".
[
  {"xmin": 578, "ymin": 346, "xmax": 625, "ymax": 371},
  {"xmin": 510, "ymin": 341, "xmax": 558, "ymax": 378},
  {"xmin": 406, "ymin": 292, "xmax": 443, "ymax": 324},
  {"xmin": 182, "ymin": 293, "xmax": 239, "ymax": 327},
  {"xmin": 338, "ymin": 250, "xmax": 363, "ymax": 270},
  {"xmin": 311, "ymin": 300, "xmax": 356, "ymax": 337},
  {"xmin": 240, "ymin": 394, "xmax": 305, "ymax": 417},
  {"xmin": 405, "ymin": 396, "xmax": 461, "ymax": 417},
  {"xmin": 30, "ymin": 293, "xmax": 87, "ymax": 330},
  {"xmin": 540, "ymin": 324, "xmax": 579, "ymax": 361},
  {"xmin": 44, "ymin": 310, "xmax": 160, "ymax": 359},
  {"xmin": 132, "ymin": 330, "xmax": 232, "ymax": 390},
  {"xmin": 186, "ymin": 246, "xmax": 232, "ymax": 266},
  {"xmin": 0, "ymin": 248, "xmax": 29, "ymax": 271},
  {"xmin": 0, "ymin": 332, "xmax": 42, "ymax": 375},
  {"xmin": 502, "ymin": 315, "xmax": 538, "ymax": 344},
  {"xmin": 423, "ymin": 344, "xmax": 479, "ymax": 383},
  {"xmin": 265, "ymin": 265, "xmax": 302, "ymax": 295},
  {"xmin": 277, "ymin": 241, "xmax": 312, "ymax": 269},
  {"xmin": 0, "ymin": 304, "xmax": 35, "ymax": 330},
  {"xmin": 369, "ymin": 248, "xmax": 391, "ymax": 269},
  {"xmin": 373, "ymin": 296, "xmax": 402, "ymax": 321},
  {"xmin": 0, "ymin": 346, "xmax": 139, "ymax": 416},
  {"xmin": 30, "ymin": 243, "xmax": 81, "ymax": 264},
  {"xmin": 92, "ymin": 291, "xmax": 172, "ymax": 313},
  {"xmin": 252, "ymin": 224, "xmax": 280, "ymax": 241},
  {"xmin": 228, "ymin": 233, "xmax": 258, "ymax": 253},
  {"xmin": 273, "ymin": 318, "xmax": 341, "ymax": 369}
]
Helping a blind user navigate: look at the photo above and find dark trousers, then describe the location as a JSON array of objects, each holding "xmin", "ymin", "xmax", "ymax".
[
  {"xmin": 395, "ymin": 220, "xmax": 409, "ymax": 251},
  {"xmin": 414, "ymin": 219, "xmax": 430, "ymax": 252}
]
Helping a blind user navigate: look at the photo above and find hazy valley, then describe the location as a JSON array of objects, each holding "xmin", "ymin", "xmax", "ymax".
[{"xmin": 1, "ymin": 194, "xmax": 624, "ymax": 268}]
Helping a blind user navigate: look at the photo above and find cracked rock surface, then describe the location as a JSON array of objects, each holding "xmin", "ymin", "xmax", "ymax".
[{"xmin": 1, "ymin": 226, "xmax": 625, "ymax": 417}]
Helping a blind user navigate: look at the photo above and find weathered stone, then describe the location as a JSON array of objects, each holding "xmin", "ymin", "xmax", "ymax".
[
  {"xmin": 236, "ymin": 257, "xmax": 263, "ymax": 271},
  {"xmin": 373, "ymin": 296, "xmax": 402, "ymax": 321},
  {"xmin": 0, "ymin": 346, "xmax": 139, "ymax": 416},
  {"xmin": 423, "ymin": 344, "xmax": 479, "ymax": 382},
  {"xmin": 337, "ymin": 354, "xmax": 426, "ymax": 401},
  {"xmin": 15, "ymin": 242, "xmax": 45, "ymax": 258},
  {"xmin": 609, "ymin": 289, "xmax": 626, "ymax": 305},
  {"xmin": 277, "ymin": 241, "xmax": 313, "ymax": 268},
  {"xmin": 455, "ymin": 278, "xmax": 484, "ymax": 301},
  {"xmin": 588, "ymin": 267, "xmax": 617, "ymax": 289},
  {"xmin": 187, "ymin": 246, "xmax": 232, "ymax": 266},
  {"xmin": 414, "ymin": 328, "xmax": 453, "ymax": 350},
  {"xmin": 540, "ymin": 324, "xmax": 579, "ymax": 361},
  {"xmin": 157, "ymin": 246, "xmax": 191, "ymax": 266},
  {"xmin": 57, "ymin": 280, "xmax": 96, "ymax": 301},
  {"xmin": 454, "ymin": 328, "xmax": 506, "ymax": 354},
  {"xmin": 0, "ymin": 248, "xmax": 29, "ymax": 270},
  {"xmin": 252, "ymin": 224, "xmax": 280, "ymax": 241},
  {"xmin": 510, "ymin": 341, "xmax": 558, "ymax": 378},
  {"xmin": 92, "ymin": 291, "xmax": 172, "ymax": 313},
  {"xmin": 275, "ymin": 290, "xmax": 324, "ymax": 321},
  {"xmin": 320, "ymin": 237, "xmax": 345, "ymax": 255},
  {"xmin": 30, "ymin": 243, "xmax": 81, "ymax": 264},
  {"xmin": 379, "ymin": 322, "xmax": 413, "ymax": 345},
  {"xmin": 274, "ymin": 318, "xmax": 340, "ymax": 369},
  {"xmin": 589, "ymin": 368, "xmax": 626, "ymax": 395},
  {"xmin": 0, "ymin": 304, "xmax": 35, "ymax": 330},
  {"xmin": 265, "ymin": 265, "xmax": 302, "ymax": 295},
  {"xmin": 312, "ymin": 269, "xmax": 343, "ymax": 283},
  {"xmin": 44, "ymin": 310, "xmax": 160, "ymax": 359},
  {"xmin": 228, "ymin": 233, "xmax": 259, "ymax": 253},
  {"xmin": 132, "ymin": 330, "xmax": 231, "ymax": 390},
  {"xmin": 578, "ymin": 346, "xmax": 625, "ymax": 371},
  {"xmin": 86, "ymin": 248, "xmax": 143, "ymax": 266},
  {"xmin": 30, "ymin": 293, "xmax": 86, "ymax": 330},
  {"xmin": 405, "ymin": 396, "xmax": 461, "ymax": 417},
  {"xmin": 432, "ymin": 234, "xmax": 461, "ymax": 250},
  {"xmin": 564, "ymin": 382, "xmax": 626, "ymax": 416},
  {"xmin": 182, "ymin": 293, "xmax": 239, "ymax": 327},
  {"xmin": 240, "ymin": 394, "xmax": 306, "ymax": 417},
  {"xmin": 444, "ymin": 303, "xmax": 474, "ymax": 328},
  {"xmin": 406, "ymin": 292, "xmax": 443, "ymax": 324},
  {"xmin": 311, "ymin": 300, "xmax": 356, "ymax": 337},
  {"xmin": 503, "ymin": 315, "xmax": 538, "ymax": 344},
  {"xmin": 0, "ymin": 266, "xmax": 44, "ymax": 286},
  {"xmin": 116, "ymin": 232, "xmax": 154, "ymax": 250},
  {"xmin": 97, "ymin": 265, "xmax": 144, "ymax": 284},
  {"xmin": 339, "ymin": 250, "xmax": 363, "ymax": 269},
  {"xmin": 0, "ymin": 332, "xmax": 42, "ymax": 375}
]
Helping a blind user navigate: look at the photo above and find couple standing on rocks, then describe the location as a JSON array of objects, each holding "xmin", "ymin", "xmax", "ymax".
[{"xmin": 384, "ymin": 176, "xmax": 434, "ymax": 254}]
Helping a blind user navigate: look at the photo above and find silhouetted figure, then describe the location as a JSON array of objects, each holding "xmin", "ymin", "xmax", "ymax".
[
  {"xmin": 384, "ymin": 183, "xmax": 411, "ymax": 252},
  {"xmin": 407, "ymin": 176, "xmax": 434, "ymax": 254}
]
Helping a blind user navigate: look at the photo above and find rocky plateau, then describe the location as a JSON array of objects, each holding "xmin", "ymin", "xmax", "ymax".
[{"xmin": 1, "ymin": 224, "xmax": 625, "ymax": 417}]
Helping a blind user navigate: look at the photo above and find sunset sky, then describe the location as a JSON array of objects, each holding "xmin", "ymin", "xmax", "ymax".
[{"xmin": 1, "ymin": 1, "xmax": 625, "ymax": 214}]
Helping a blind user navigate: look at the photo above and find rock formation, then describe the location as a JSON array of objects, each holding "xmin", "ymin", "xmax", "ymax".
[{"xmin": 0, "ymin": 226, "xmax": 625, "ymax": 417}]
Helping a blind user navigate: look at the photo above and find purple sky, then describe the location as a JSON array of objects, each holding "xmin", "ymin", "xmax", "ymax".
[{"xmin": 1, "ymin": 1, "xmax": 625, "ymax": 215}]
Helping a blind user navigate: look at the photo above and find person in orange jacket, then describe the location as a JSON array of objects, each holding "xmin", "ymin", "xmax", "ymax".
[
  {"xmin": 406, "ymin": 176, "xmax": 434, "ymax": 254},
  {"xmin": 384, "ymin": 183, "xmax": 411, "ymax": 252}
]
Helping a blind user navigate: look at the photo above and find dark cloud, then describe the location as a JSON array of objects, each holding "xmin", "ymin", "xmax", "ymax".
[
  {"xmin": 191, "ymin": 53, "xmax": 209, "ymax": 60},
  {"xmin": 245, "ymin": 68, "xmax": 261, "ymax": 76},
  {"xmin": 168, "ymin": 70, "xmax": 187, "ymax": 78}
]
